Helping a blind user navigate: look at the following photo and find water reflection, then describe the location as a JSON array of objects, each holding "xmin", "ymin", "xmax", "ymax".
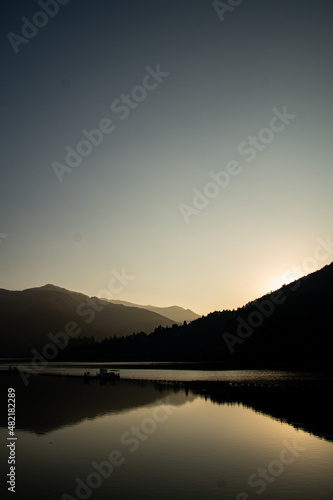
[
  {"xmin": 0, "ymin": 374, "xmax": 195, "ymax": 434},
  {"xmin": 192, "ymin": 380, "xmax": 333, "ymax": 443},
  {"xmin": 1, "ymin": 373, "xmax": 333, "ymax": 500},
  {"xmin": 1, "ymin": 373, "xmax": 332, "ymax": 442}
]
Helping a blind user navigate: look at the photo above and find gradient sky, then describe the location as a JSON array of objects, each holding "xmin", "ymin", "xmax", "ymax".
[{"xmin": 1, "ymin": 0, "xmax": 333, "ymax": 315}]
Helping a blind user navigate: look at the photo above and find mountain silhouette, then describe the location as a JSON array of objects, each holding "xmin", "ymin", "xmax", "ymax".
[
  {"xmin": 0, "ymin": 284, "xmax": 177, "ymax": 357},
  {"xmin": 107, "ymin": 299, "xmax": 200, "ymax": 323},
  {"xmin": 1, "ymin": 262, "xmax": 332, "ymax": 366},
  {"xmin": 54, "ymin": 262, "xmax": 333, "ymax": 367}
]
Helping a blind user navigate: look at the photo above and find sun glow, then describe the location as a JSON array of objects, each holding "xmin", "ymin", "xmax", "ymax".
[{"xmin": 268, "ymin": 271, "xmax": 301, "ymax": 294}]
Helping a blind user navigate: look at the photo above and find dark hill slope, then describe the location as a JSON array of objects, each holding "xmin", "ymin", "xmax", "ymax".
[
  {"xmin": 82, "ymin": 263, "xmax": 333, "ymax": 367},
  {"xmin": 0, "ymin": 285, "xmax": 175, "ymax": 356}
]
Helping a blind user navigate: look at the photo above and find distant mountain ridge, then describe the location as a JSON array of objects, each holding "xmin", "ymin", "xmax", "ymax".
[
  {"xmin": 107, "ymin": 299, "xmax": 200, "ymax": 323},
  {"xmin": 1, "ymin": 262, "xmax": 332, "ymax": 367},
  {"xmin": 0, "ymin": 284, "xmax": 182, "ymax": 357}
]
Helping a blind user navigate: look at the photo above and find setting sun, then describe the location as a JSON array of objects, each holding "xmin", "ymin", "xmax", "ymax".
[{"xmin": 268, "ymin": 271, "xmax": 302, "ymax": 294}]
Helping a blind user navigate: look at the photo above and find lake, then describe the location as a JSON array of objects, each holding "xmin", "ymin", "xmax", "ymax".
[{"xmin": 0, "ymin": 367, "xmax": 332, "ymax": 500}]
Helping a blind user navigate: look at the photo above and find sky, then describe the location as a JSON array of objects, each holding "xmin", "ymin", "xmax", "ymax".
[{"xmin": 1, "ymin": 0, "xmax": 333, "ymax": 316}]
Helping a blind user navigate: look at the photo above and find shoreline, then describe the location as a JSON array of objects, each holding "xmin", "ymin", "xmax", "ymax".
[
  {"xmin": 1, "ymin": 367, "xmax": 333, "ymax": 387},
  {"xmin": 1, "ymin": 359, "xmax": 332, "ymax": 371}
]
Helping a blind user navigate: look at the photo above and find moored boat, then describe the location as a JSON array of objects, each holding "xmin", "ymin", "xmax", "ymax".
[{"xmin": 96, "ymin": 368, "xmax": 120, "ymax": 380}]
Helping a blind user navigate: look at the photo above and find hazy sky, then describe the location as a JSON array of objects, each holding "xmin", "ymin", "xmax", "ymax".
[{"xmin": 1, "ymin": 0, "xmax": 333, "ymax": 315}]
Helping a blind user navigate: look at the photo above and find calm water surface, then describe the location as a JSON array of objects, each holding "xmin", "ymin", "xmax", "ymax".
[
  {"xmin": 2, "ymin": 361, "xmax": 332, "ymax": 382},
  {"xmin": 0, "ymin": 369, "xmax": 332, "ymax": 500}
]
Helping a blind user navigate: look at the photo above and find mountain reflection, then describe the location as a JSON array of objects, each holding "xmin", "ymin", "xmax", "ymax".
[
  {"xmin": 0, "ymin": 374, "xmax": 196, "ymax": 434},
  {"xmin": 192, "ymin": 379, "xmax": 333, "ymax": 442},
  {"xmin": 1, "ymin": 373, "xmax": 332, "ymax": 442}
]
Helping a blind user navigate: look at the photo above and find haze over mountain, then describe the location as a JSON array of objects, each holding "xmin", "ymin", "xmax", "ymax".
[
  {"xmin": 107, "ymin": 299, "xmax": 200, "ymax": 323},
  {"xmin": 0, "ymin": 284, "xmax": 180, "ymax": 357}
]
